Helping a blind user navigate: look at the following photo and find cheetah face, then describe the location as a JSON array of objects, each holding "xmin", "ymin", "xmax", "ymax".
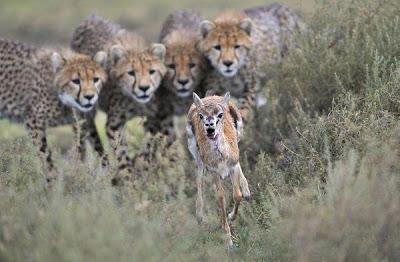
[
  {"xmin": 198, "ymin": 19, "xmax": 252, "ymax": 78},
  {"xmin": 52, "ymin": 51, "xmax": 107, "ymax": 112},
  {"xmin": 193, "ymin": 92, "xmax": 230, "ymax": 140},
  {"xmin": 110, "ymin": 44, "xmax": 167, "ymax": 104},
  {"xmin": 165, "ymin": 46, "xmax": 205, "ymax": 98}
]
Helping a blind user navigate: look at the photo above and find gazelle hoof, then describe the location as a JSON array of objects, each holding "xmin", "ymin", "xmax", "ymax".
[
  {"xmin": 226, "ymin": 236, "xmax": 233, "ymax": 247},
  {"xmin": 228, "ymin": 212, "xmax": 236, "ymax": 221}
]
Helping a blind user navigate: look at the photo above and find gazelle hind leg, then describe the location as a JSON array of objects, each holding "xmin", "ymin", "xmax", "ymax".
[
  {"xmin": 228, "ymin": 165, "xmax": 242, "ymax": 221},
  {"xmin": 238, "ymin": 163, "xmax": 251, "ymax": 201}
]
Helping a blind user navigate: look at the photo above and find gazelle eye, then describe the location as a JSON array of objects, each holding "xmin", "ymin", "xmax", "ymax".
[
  {"xmin": 149, "ymin": 69, "xmax": 156, "ymax": 75},
  {"xmin": 234, "ymin": 45, "xmax": 241, "ymax": 49},
  {"xmin": 168, "ymin": 64, "xmax": 176, "ymax": 69},
  {"xmin": 199, "ymin": 114, "xmax": 203, "ymax": 120},
  {"xmin": 218, "ymin": 113, "xmax": 223, "ymax": 118},
  {"xmin": 93, "ymin": 77, "xmax": 100, "ymax": 83},
  {"xmin": 213, "ymin": 45, "xmax": 221, "ymax": 51},
  {"xmin": 128, "ymin": 70, "xmax": 135, "ymax": 77},
  {"xmin": 72, "ymin": 79, "xmax": 80, "ymax": 85},
  {"xmin": 189, "ymin": 63, "xmax": 196, "ymax": 68}
]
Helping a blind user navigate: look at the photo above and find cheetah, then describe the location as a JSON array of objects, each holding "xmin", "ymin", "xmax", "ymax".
[
  {"xmin": 143, "ymin": 9, "xmax": 208, "ymax": 145},
  {"xmin": 198, "ymin": 3, "xmax": 302, "ymax": 122},
  {"xmin": 0, "ymin": 38, "xmax": 107, "ymax": 178},
  {"xmin": 71, "ymin": 15, "xmax": 167, "ymax": 172}
]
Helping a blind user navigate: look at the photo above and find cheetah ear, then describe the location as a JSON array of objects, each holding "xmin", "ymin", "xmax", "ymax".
[
  {"xmin": 239, "ymin": 18, "xmax": 252, "ymax": 36},
  {"xmin": 193, "ymin": 92, "xmax": 203, "ymax": 108},
  {"xmin": 150, "ymin": 43, "xmax": 166, "ymax": 61},
  {"xmin": 222, "ymin": 92, "xmax": 230, "ymax": 107},
  {"xmin": 51, "ymin": 52, "xmax": 64, "ymax": 73},
  {"xmin": 200, "ymin": 20, "xmax": 215, "ymax": 38},
  {"xmin": 110, "ymin": 45, "xmax": 125, "ymax": 64},
  {"xmin": 94, "ymin": 51, "xmax": 107, "ymax": 68}
]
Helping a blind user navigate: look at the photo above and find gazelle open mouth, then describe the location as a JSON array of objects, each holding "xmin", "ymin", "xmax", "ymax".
[{"xmin": 206, "ymin": 128, "xmax": 216, "ymax": 139}]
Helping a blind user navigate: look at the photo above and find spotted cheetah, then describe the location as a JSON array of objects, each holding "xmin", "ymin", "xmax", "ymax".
[
  {"xmin": 0, "ymin": 38, "xmax": 107, "ymax": 177},
  {"xmin": 198, "ymin": 3, "xmax": 302, "ymax": 122},
  {"xmin": 143, "ymin": 9, "xmax": 208, "ymax": 145},
  {"xmin": 71, "ymin": 15, "xmax": 167, "ymax": 172}
]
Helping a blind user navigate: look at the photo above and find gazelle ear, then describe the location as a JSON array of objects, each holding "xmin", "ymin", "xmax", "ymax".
[
  {"xmin": 222, "ymin": 92, "xmax": 230, "ymax": 106},
  {"xmin": 110, "ymin": 45, "xmax": 125, "ymax": 64},
  {"xmin": 51, "ymin": 52, "xmax": 64, "ymax": 73},
  {"xmin": 200, "ymin": 20, "xmax": 216, "ymax": 38},
  {"xmin": 193, "ymin": 92, "xmax": 203, "ymax": 107},
  {"xmin": 239, "ymin": 18, "xmax": 252, "ymax": 36},
  {"xmin": 150, "ymin": 43, "xmax": 166, "ymax": 61},
  {"xmin": 94, "ymin": 51, "xmax": 107, "ymax": 68}
]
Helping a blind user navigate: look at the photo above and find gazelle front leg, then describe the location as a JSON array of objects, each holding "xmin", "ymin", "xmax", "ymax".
[
  {"xmin": 195, "ymin": 160, "xmax": 205, "ymax": 224},
  {"xmin": 237, "ymin": 163, "xmax": 251, "ymax": 201},
  {"xmin": 213, "ymin": 173, "xmax": 233, "ymax": 247},
  {"xmin": 228, "ymin": 163, "xmax": 243, "ymax": 221}
]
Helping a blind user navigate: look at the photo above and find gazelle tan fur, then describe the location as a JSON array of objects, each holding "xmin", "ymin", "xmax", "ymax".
[{"xmin": 186, "ymin": 92, "xmax": 250, "ymax": 246}]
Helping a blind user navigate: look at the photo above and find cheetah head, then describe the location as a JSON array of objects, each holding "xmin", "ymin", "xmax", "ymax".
[
  {"xmin": 198, "ymin": 14, "xmax": 253, "ymax": 78},
  {"xmin": 163, "ymin": 31, "xmax": 206, "ymax": 98},
  {"xmin": 52, "ymin": 51, "xmax": 107, "ymax": 112},
  {"xmin": 109, "ymin": 44, "xmax": 167, "ymax": 103}
]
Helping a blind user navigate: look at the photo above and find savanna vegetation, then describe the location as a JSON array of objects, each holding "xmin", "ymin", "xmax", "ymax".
[{"xmin": 1, "ymin": 0, "xmax": 400, "ymax": 261}]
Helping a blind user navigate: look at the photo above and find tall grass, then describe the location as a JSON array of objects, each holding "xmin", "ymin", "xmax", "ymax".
[{"xmin": 1, "ymin": 0, "xmax": 400, "ymax": 261}]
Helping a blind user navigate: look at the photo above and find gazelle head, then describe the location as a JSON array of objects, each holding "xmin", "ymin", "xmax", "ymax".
[{"xmin": 193, "ymin": 92, "xmax": 230, "ymax": 140}]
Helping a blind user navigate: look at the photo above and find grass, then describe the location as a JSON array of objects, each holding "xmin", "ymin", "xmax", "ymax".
[{"xmin": 1, "ymin": 0, "xmax": 400, "ymax": 261}]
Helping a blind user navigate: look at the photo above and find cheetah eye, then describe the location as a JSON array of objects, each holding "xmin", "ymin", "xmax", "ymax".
[
  {"xmin": 72, "ymin": 79, "xmax": 80, "ymax": 85},
  {"xmin": 234, "ymin": 45, "xmax": 241, "ymax": 49},
  {"xmin": 218, "ymin": 113, "xmax": 223, "ymax": 118},
  {"xmin": 93, "ymin": 77, "xmax": 100, "ymax": 83},
  {"xmin": 189, "ymin": 63, "xmax": 196, "ymax": 69},
  {"xmin": 168, "ymin": 64, "xmax": 176, "ymax": 70},
  {"xmin": 128, "ymin": 70, "xmax": 135, "ymax": 77},
  {"xmin": 199, "ymin": 114, "xmax": 203, "ymax": 120},
  {"xmin": 149, "ymin": 69, "xmax": 156, "ymax": 75},
  {"xmin": 213, "ymin": 45, "xmax": 221, "ymax": 51}
]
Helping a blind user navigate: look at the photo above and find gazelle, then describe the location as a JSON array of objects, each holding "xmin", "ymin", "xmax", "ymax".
[{"xmin": 186, "ymin": 92, "xmax": 251, "ymax": 246}]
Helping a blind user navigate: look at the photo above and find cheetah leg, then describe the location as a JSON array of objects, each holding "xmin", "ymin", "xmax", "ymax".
[
  {"xmin": 83, "ymin": 117, "xmax": 108, "ymax": 167},
  {"xmin": 238, "ymin": 78, "xmax": 258, "ymax": 123},
  {"xmin": 25, "ymin": 118, "xmax": 55, "ymax": 182},
  {"xmin": 72, "ymin": 120, "xmax": 87, "ymax": 162},
  {"xmin": 106, "ymin": 111, "xmax": 133, "ymax": 182},
  {"xmin": 228, "ymin": 163, "xmax": 243, "ymax": 221},
  {"xmin": 213, "ymin": 172, "xmax": 233, "ymax": 247}
]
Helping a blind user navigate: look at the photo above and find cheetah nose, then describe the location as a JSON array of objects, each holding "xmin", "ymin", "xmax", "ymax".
[
  {"xmin": 139, "ymin": 85, "xmax": 150, "ymax": 92},
  {"xmin": 84, "ymin": 94, "xmax": 95, "ymax": 101},
  {"xmin": 178, "ymin": 79, "xmax": 189, "ymax": 86},
  {"xmin": 223, "ymin": 60, "xmax": 233, "ymax": 67}
]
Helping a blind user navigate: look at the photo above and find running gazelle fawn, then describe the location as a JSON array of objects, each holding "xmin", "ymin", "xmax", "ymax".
[{"xmin": 186, "ymin": 92, "xmax": 251, "ymax": 246}]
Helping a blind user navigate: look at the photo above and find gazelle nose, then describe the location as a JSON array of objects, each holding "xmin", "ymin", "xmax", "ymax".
[
  {"xmin": 223, "ymin": 60, "xmax": 233, "ymax": 67},
  {"xmin": 139, "ymin": 85, "xmax": 150, "ymax": 92},
  {"xmin": 178, "ymin": 79, "xmax": 189, "ymax": 86},
  {"xmin": 84, "ymin": 94, "xmax": 94, "ymax": 100}
]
